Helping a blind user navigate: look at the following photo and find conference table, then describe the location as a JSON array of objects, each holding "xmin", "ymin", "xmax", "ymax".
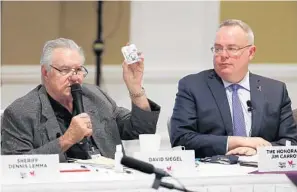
[{"xmin": 2, "ymin": 162, "xmax": 296, "ymax": 192}]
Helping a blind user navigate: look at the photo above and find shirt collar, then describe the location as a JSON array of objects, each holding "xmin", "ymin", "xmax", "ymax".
[
  {"xmin": 222, "ymin": 71, "xmax": 250, "ymax": 91},
  {"xmin": 47, "ymin": 93, "xmax": 72, "ymax": 118}
]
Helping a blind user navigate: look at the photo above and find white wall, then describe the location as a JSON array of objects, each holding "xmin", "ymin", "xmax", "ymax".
[{"xmin": 130, "ymin": 1, "xmax": 220, "ymax": 72}]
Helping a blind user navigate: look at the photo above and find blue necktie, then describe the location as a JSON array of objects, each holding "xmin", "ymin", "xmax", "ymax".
[{"xmin": 230, "ymin": 84, "xmax": 247, "ymax": 136}]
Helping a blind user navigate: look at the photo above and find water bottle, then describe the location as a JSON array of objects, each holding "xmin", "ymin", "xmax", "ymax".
[{"xmin": 114, "ymin": 144, "xmax": 124, "ymax": 172}]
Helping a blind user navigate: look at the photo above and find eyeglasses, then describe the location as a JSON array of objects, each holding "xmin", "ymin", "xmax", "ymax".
[
  {"xmin": 211, "ymin": 44, "xmax": 252, "ymax": 56},
  {"xmin": 50, "ymin": 65, "xmax": 88, "ymax": 77}
]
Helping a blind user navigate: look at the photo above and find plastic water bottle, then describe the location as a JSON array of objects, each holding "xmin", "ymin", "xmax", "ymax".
[{"xmin": 114, "ymin": 144, "xmax": 124, "ymax": 172}]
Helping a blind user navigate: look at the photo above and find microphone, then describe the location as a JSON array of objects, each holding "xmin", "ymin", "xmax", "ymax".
[
  {"xmin": 56, "ymin": 133, "xmax": 61, "ymax": 138},
  {"xmin": 246, "ymin": 100, "xmax": 253, "ymax": 112},
  {"xmin": 121, "ymin": 156, "xmax": 196, "ymax": 192},
  {"xmin": 70, "ymin": 83, "xmax": 89, "ymax": 147},
  {"xmin": 71, "ymin": 83, "xmax": 84, "ymax": 115},
  {"xmin": 121, "ymin": 155, "xmax": 170, "ymax": 177}
]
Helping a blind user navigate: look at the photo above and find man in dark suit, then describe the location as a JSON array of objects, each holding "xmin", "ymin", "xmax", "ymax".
[
  {"xmin": 170, "ymin": 19, "xmax": 297, "ymax": 158},
  {"xmin": 1, "ymin": 38, "xmax": 160, "ymax": 162}
]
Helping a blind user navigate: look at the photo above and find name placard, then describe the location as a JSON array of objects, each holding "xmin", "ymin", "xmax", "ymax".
[
  {"xmin": 133, "ymin": 150, "xmax": 196, "ymax": 177},
  {"xmin": 1, "ymin": 154, "xmax": 59, "ymax": 184},
  {"xmin": 258, "ymin": 146, "xmax": 297, "ymax": 172}
]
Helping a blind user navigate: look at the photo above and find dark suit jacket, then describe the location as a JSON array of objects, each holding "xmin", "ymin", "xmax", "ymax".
[
  {"xmin": 170, "ymin": 69, "xmax": 297, "ymax": 158},
  {"xmin": 293, "ymin": 109, "xmax": 297, "ymax": 124},
  {"xmin": 1, "ymin": 84, "xmax": 160, "ymax": 162}
]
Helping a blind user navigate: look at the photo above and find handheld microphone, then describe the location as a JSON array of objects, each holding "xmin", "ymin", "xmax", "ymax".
[
  {"xmin": 121, "ymin": 155, "xmax": 170, "ymax": 177},
  {"xmin": 71, "ymin": 83, "xmax": 84, "ymax": 115},
  {"xmin": 56, "ymin": 133, "xmax": 61, "ymax": 138},
  {"xmin": 246, "ymin": 100, "xmax": 253, "ymax": 112},
  {"xmin": 70, "ymin": 83, "xmax": 88, "ymax": 146}
]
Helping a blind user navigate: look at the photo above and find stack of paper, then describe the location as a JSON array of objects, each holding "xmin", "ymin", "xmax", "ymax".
[{"xmin": 73, "ymin": 156, "xmax": 115, "ymax": 169}]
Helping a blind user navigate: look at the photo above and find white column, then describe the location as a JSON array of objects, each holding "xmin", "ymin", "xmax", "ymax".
[
  {"xmin": 123, "ymin": 1, "xmax": 221, "ymax": 152},
  {"xmin": 130, "ymin": 1, "xmax": 221, "ymax": 73}
]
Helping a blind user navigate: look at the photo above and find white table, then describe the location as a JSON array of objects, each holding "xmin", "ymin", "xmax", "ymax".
[{"xmin": 2, "ymin": 163, "xmax": 296, "ymax": 192}]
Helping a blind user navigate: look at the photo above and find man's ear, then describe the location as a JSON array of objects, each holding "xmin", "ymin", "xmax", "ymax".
[
  {"xmin": 249, "ymin": 45, "xmax": 256, "ymax": 60},
  {"xmin": 41, "ymin": 65, "xmax": 49, "ymax": 81}
]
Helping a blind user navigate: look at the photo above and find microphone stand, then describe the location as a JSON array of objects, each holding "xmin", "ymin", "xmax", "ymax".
[
  {"xmin": 160, "ymin": 181, "xmax": 195, "ymax": 192},
  {"xmin": 151, "ymin": 173, "xmax": 196, "ymax": 192},
  {"xmin": 151, "ymin": 173, "xmax": 163, "ymax": 190}
]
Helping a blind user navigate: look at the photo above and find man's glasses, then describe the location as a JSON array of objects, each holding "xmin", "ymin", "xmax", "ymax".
[
  {"xmin": 50, "ymin": 65, "xmax": 88, "ymax": 77},
  {"xmin": 211, "ymin": 45, "xmax": 252, "ymax": 56}
]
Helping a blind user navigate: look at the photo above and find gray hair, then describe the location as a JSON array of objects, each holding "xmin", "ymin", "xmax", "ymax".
[
  {"xmin": 219, "ymin": 19, "xmax": 254, "ymax": 45},
  {"xmin": 40, "ymin": 38, "xmax": 85, "ymax": 70}
]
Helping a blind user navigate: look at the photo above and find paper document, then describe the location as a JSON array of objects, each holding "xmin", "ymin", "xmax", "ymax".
[{"xmin": 72, "ymin": 156, "xmax": 115, "ymax": 169}]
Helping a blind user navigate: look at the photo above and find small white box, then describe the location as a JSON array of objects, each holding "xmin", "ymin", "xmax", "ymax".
[{"xmin": 121, "ymin": 44, "xmax": 139, "ymax": 64}]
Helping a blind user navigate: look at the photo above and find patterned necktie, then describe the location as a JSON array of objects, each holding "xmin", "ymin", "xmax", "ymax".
[{"xmin": 230, "ymin": 84, "xmax": 247, "ymax": 136}]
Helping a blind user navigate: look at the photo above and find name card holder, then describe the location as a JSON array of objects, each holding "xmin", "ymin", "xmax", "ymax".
[
  {"xmin": 258, "ymin": 146, "xmax": 297, "ymax": 172},
  {"xmin": 1, "ymin": 154, "xmax": 59, "ymax": 184},
  {"xmin": 133, "ymin": 150, "xmax": 196, "ymax": 177}
]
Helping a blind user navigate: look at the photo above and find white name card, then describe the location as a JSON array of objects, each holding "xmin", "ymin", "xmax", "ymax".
[
  {"xmin": 133, "ymin": 150, "xmax": 196, "ymax": 177},
  {"xmin": 258, "ymin": 146, "xmax": 297, "ymax": 172},
  {"xmin": 1, "ymin": 154, "xmax": 59, "ymax": 184}
]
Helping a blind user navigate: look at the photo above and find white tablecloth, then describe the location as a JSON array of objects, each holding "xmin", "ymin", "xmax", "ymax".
[{"xmin": 2, "ymin": 163, "xmax": 297, "ymax": 192}]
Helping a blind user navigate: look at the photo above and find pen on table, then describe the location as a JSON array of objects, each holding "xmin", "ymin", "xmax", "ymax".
[
  {"xmin": 80, "ymin": 165, "xmax": 96, "ymax": 170},
  {"xmin": 124, "ymin": 169, "xmax": 132, "ymax": 174},
  {"xmin": 80, "ymin": 165, "xmax": 99, "ymax": 172},
  {"xmin": 60, "ymin": 165, "xmax": 91, "ymax": 173}
]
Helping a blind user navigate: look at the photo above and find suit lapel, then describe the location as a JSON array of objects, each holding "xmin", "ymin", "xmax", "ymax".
[
  {"xmin": 38, "ymin": 86, "xmax": 63, "ymax": 141},
  {"xmin": 207, "ymin": 71, "xmax": 233, "ymax": 135},
  {"xmin": 250, "ymin": 73, "xmax": 264, "ymax": 137},
  {"xmin": 81, "ymin": 89, "xmax": 111, "ymax": 157}
]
